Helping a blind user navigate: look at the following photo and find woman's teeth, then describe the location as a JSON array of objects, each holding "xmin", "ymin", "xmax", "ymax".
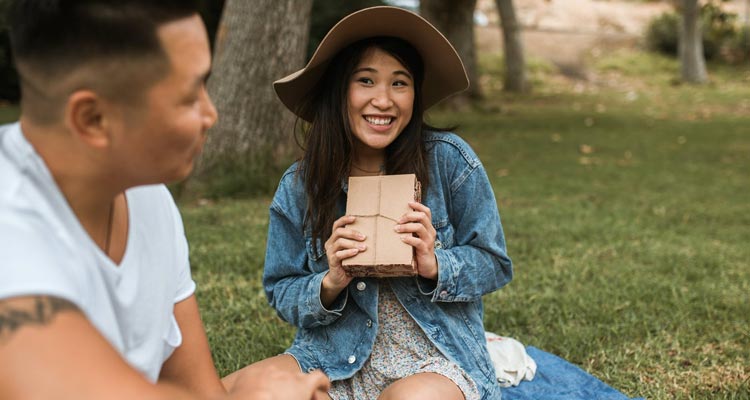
[{"xmin": 365, "ymin": 116, "xmax": 393, "ymax": 126}]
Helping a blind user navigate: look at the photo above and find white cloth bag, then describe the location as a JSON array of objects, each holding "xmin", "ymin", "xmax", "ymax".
[{"xmin": 485, "ymin": 332, "xmax": 537, "ymax": 388}]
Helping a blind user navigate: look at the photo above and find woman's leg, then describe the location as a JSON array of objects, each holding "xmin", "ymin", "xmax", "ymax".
[{"xmin": 378, "ymin": 372, "xmax": 465, "ymax": 400}]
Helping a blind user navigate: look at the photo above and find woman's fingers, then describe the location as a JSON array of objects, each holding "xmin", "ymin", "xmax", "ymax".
[
  {"xmin": 398, "ymin": 211, "xmax": 430, "ymax": 225},
  {"xmin": 408, "ymin": 201, "xmax": 432, "ymax": 219},
  {"xmin": 394, "ymin": 221, "xmax": 430, "ymax": 237},
  {"xmin": 325, "ymin": 216, "xmax": 365, "ymax": 254},
  {"xmin": 334, "ymin": 227, "xmax": 366, "ymax": 242},
  {"xmin": 335, "ymin": 247, "xmax": 360, "ymax": 261},
  {"xmin": 400, "ymin": 234, "xmax": 430, "ymax": 252},
  {"xmin": 332, "ymin": 215, "xmax": 356, "ymax": 231},
  {"xmin": 335, "ymin": 237, "xmax": 367, "ymax": 251}
]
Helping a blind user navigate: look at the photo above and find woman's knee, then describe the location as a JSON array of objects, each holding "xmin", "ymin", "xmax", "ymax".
[{"xmin": 378, "ymin": 373, "xmax": 465, "ymax": 400}]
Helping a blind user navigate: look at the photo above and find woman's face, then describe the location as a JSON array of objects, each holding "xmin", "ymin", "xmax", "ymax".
[{"xmin": 347, "ymin": 47, "xmax": 415, "ymax": 156}]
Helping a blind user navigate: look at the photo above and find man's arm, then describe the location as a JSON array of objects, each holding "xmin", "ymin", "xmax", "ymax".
[
  {"xmin": 158, "ymin": 295, "xmax": 226, "ymax": 398},
  {"xmin": 161, "ymin": 295, "xmax": 333, "ymax": 400},
  {"xmin": 0, "ymin": 295, "xmax": 201, "ymax": 400},
  {"xmin": 0, "ymin": 295, "xmax": 330, "ymax": 400}
]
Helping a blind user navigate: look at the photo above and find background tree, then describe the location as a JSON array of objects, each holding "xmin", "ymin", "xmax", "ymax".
[
  {"xmin": 420, "ymin": 0, "xmax": 480, "ymax": 107},
  {"xmin": 308, "ymin": 0, "xmax": 385, "ymax": 59},
  {"xmin": 679, "ymin": 0, "xmax": 708, "ymax": 83},
  {"xmin": 195, "ymin": 0, "xmax": 313, "ymax": 196},
  {"xmin": 495, "ymin": 0, "xmax": 528, "ymax": 92}
]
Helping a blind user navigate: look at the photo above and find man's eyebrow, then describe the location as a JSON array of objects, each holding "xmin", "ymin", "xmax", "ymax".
[{"xmin": 194, "ymin": 70, "xmax": 211, "ymax": 89}]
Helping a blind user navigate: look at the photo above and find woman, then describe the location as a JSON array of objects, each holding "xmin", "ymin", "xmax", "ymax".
[{"xmin": 256, "ymin": 6, "xmax": 512, "ymax": 400}]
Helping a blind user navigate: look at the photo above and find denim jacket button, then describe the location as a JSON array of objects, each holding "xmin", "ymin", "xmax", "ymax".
[
  {"xmin": 307, "ymin": 367, "xmax": 315, "ymax": 372},
  {"xmin": 434, "ymin": 240, "xmax": 442, "ymax": 249},
  {"xmin": 366, "ymin": 319, "xmax": 373, "ymax": 328},
  {"xmin": 439, "ymin": 290, "xmax": 448, "ymax": 299},
  {"xmin": 356, "ymin": 281, "xmax": 366, "ymax": 291},
  {"xmin": 348, "ymin": 355, "xmax": 356, "ymax": 364}
]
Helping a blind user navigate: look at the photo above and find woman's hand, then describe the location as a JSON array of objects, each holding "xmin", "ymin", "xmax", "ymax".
[
  {"xmin": 321, "ymin": 215, "xmax": 365, "ymax": 307},
  {"xmin": 395, "ymin": 202, "xmax": 438, "ymax": 280}
]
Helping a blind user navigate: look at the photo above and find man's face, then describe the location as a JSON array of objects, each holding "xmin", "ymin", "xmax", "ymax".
[{"xmin": 110, "ymin": 14, "xmax": 217, "ymax": 185}]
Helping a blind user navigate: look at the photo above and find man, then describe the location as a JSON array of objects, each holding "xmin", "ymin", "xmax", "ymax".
[{"xmin": 0, "ymin": 1, "xmax": 329, "ymax": 399}]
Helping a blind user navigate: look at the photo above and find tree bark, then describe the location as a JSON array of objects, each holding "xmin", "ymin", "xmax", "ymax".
[
  {"xmin": 195, "ymin": 0, "xmax": 312, "ymax": 194},
  {"xmin": 495, "ymin": 0, "xmax": 528, "ymax": 92},
  {"xmin": 420, "ymin": 0, "xmax": 479, "ymax": 107},
  {"xmin": 679, "ymin": 0, "xmax": 707, "ymax": 83}
]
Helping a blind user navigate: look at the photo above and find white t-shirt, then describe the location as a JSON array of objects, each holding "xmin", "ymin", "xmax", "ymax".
[{"xmin": 0, "ymin": 122, "xmax": 196, "ymax": 382}]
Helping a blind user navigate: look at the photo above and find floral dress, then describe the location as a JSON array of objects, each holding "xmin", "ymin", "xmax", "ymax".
[{"xmin": 329, "ymin": 281, "xmax": 480, "ymax": 400}]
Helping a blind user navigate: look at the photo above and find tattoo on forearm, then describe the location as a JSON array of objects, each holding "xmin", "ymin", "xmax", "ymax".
[{"xmin": 0, "ymin": 296, "xmax": 79, "ymax": 343}]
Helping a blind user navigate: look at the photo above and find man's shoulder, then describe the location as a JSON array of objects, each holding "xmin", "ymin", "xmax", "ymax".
[
  {"xmin": 127, "ymin": 184, "xmax": 174, "ymax": 204},
  {"xmin": 126, "ymin": 184, "xmax": 183, "ymax": 230},
  {"xmin": 0, "ymin": 122, "xmax": 29, "ymax": 206},
  {"xmin": 0, "ymin": 204, "xmax": 80, "ymax": 304}
]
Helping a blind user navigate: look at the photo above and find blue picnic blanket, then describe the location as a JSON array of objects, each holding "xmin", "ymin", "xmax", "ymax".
[{"xmin": 501, "ymin": 347, "xmax": 644, "ymax": 400}]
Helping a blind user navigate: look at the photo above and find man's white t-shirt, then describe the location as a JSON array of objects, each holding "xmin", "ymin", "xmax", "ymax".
[{"xmin": 0, "ymin": 122, "xmax": 196, "ymax": 382}]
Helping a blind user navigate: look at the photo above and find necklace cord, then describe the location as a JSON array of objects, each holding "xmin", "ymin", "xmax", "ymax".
[
  {"xmin": 351, "ymin": 163, "xmax": 385, "ymax": 174},
  {"xmin": 104, "ymin": 200, "xmax": 114, "ymax": 255}
]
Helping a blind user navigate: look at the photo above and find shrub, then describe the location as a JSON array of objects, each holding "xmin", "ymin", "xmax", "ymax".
[
  {"xmin": 644, "ymin": 1, "xmax": 743, "ymax": 63},
  {"xmin": 725, "ymin": 26, "xmax": 750, "ymax": 64},
  {"xmin": 645, "ymin": 12, "xmax": 680, "ymax": 56}
]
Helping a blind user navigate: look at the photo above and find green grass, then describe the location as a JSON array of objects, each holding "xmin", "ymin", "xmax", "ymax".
[
  {"xmin": 182, "ymin": 50, "xmax": 749, "ymax": 400},
  {"xmin": 2, "ymin": 49, "xmax": 747, "ymax": 399}
]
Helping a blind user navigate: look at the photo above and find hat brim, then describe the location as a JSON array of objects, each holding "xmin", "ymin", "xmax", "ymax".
[{"xmin": 273, "ymin": 6, "xmax": 469, "ymax": 122}]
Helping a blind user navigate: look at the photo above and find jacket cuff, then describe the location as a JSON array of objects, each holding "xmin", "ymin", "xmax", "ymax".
[
  {"xmin": 309, "ymin": 271, "xmax": 348, "ymax": 324},
  {"xmin": 431, "ymin": 249, "xmax": 458, "ymax": 302}
]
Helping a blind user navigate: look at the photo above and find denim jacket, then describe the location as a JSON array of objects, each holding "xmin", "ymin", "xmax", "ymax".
[{"xmin": 263, "ymin": 132, "xmax": 513, "ymax": 399}]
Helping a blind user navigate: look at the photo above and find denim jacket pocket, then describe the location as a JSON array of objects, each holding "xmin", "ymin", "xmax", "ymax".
[
  {"xmin": 433, "ymin": 218, "xmax": 455, "ymax": 250},
  {"xmin": 305, "ymin": 234, "xmax": 326, "ymax": 271}
]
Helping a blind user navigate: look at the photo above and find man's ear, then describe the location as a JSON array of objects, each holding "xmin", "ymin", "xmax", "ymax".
[{"xmin": 64, "ymin": 90, "xmax": 115, "ymax": 149}]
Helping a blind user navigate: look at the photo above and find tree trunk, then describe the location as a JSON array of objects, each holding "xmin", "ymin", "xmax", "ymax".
[
  {"xmin": 679, "ymin": 0, "xmax": 707, "ymax": 83},
  {"xmin": 420, "ymin": 0, "xmax": 479, "ymax": 107},
  {"xmin": 495, "ymin": 0, "xmax": 528, "ymax": 92},
  {"xmin": 195, "ymin": 0, "xmax": 312, "ymax": 195}
]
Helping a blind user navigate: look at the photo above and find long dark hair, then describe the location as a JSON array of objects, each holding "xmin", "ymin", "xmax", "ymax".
[{"xmin": 295, "ymin": 36, "xmax": 448, "ymax": 249}]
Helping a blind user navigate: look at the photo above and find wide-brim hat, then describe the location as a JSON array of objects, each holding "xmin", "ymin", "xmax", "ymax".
[{"xmin": 273, "ymin": 6, "xmax": 469, "ymax": 122}]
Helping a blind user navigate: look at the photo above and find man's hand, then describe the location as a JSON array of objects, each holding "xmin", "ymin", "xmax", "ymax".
[
  {"xmin": 230, "ymin": 367, "xmax": 330, "ymax": 400},
  {"xmin": 224, "ymin": 357, "xmax": 331, "ymax": 400}
]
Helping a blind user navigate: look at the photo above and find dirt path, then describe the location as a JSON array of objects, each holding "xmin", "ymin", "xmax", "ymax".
[{"xmin": 475, "ymin": 0, "xmax": 747, "ymax": 79}]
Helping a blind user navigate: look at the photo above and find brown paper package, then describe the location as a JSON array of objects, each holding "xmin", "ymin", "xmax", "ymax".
[{"xmin": 342, "ymin": 174, "xmax": 421, "ymax": 277}]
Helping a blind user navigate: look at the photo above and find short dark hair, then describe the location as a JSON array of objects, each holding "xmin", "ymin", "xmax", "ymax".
[
  {"xmin": 10, "ymin": 0, "xmax": 200, "ymax": 70},
  {"xmin": 8, "ymin": 0, "xmax": 201, "ymax": 122}
]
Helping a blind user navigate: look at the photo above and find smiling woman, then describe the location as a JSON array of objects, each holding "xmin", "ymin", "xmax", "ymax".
[
  {"xmin": 347, "ymin": 46, "xmax": 415, "ymax": 164},
  {"xmin": 238, "ymin": 6, "xmax": 514, "ymax": 400}
]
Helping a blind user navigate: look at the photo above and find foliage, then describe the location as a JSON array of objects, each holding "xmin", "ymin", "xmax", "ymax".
[
  {"xmin": 308, "ymin": 0, "xmax": 386, "ymax": 60},
  {"xmin": 644, "ymin": 11, "xmax": 680, "ymax": 56},
  {"xmin": 169, "ymin": 50, "xmax": 750, "ymax": 399},
  {"xmin": 0, "ymin": 0, "xmax": 18, "ymax": 102},
  {"xmin": 726, "ymin": 26, "xmax": 750, "ymax": 64},
  {"xmin": 644, "ymin": 0, "xmax": 748, "ymax": 64}
]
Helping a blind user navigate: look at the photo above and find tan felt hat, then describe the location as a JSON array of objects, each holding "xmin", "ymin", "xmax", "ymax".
[{"xmin": 273, "ymin": 6, "xmax": 469, "ymax": 122}]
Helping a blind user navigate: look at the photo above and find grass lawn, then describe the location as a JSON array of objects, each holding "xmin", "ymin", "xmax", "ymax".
[
  {"xmin": 182, "ymin": 51, "xmax": 749, "ymax": 400},
  {"xmin": 2, "ymin": 50, "xmax": 747, "ymax": 399}
]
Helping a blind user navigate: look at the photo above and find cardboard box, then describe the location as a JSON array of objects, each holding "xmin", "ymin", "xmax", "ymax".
[{"xmin": 342, "ymin": 174, "xmax": 421, "ymax": 277}]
